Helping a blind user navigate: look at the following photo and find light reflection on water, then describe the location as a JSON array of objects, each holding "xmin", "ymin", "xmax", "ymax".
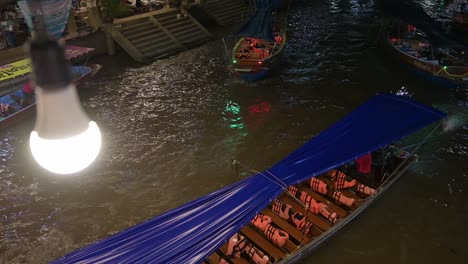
[{"xmin": 1, "ymin": 0, "xmax": 467, "ymax": 263}]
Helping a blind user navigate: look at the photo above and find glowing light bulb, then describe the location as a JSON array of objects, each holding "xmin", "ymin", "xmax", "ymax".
[{"xmin": 29, "ymin": 84, "xmax": 101, "ymax": 174}]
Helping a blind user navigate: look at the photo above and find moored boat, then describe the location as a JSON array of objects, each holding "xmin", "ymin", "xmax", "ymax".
[
  {"xmin": 384, "ymin": 23, "xmax": 468, "ymax": 88},
  {"xmin": 231, "ymin": 0, "xmax": 288, "ymax": 82},
  {"xmin": 0, "ymin": 64, "xmax": 101, "ymax": 131},
  {"xmin": 53, "ymin": 94, "xmax": 446, "ymax": 264},
  {"xmin": 0, "ymin": 45, "xmax": 96, "ymax": 97}
]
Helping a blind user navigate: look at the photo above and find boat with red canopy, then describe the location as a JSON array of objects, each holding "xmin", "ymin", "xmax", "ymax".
[{"xmin": 231, "ymin": 0, "xmax": 288, "ymax": 82}]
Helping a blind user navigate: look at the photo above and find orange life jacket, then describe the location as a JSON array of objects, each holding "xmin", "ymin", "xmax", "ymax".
[
  {"xmin": 272, "ymin": 199, "xmax": 313, "ymax": 236},
  {"xmin": 328, "ymin": 170, "xmax": 356, "ymax": 189},
  {"xmin": 309, "ymin": 177, "xmax": 328, "ymax": 194},
  {"xmin": 332, "ymin": 190, "xmax": 355, "ymax": 207},
  {"xmin": 357, "ymin": 183, "xmax": 377, "ymax": 196},
  {"xmin": 287, "ymin": 186, "xmax": 338, "ymax": 224}
]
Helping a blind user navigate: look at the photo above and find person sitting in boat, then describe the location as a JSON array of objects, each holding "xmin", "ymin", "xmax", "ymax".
[
  {"xmin": 275, "ymin": 35, "xmax": 283, "ymax": 44},
  {"xmin": 20, "ymin": 81, "xmax": 35, "ymax": 107},
  {"xmin": 0, "ymin": 103, "xmax": 16, "ymax": 118}
]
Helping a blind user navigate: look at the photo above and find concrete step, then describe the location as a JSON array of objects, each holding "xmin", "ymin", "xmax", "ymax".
[
  {"xmin": 110, "ymin": 8, "xmax": 211, "ymax": 62},
  {"xmin": 143, "ymin": 45, "xmax": 183, "ymax": 58},
  {"xmin": 163, "ymin": 18, "xmax": 192, "ymax": 30},
  {"xmin": 204, "ymin": 0, "xmax": 245, "ymax": 12},
  {"xmin": 177, "ymin": 30, "xmax": 209, "ymax": 43},
  {"xmin": 217, "ymin": 7, "xmax": 248, "ymax": 20},
  {"xmin": 202, "ymin": 0, "xmax": 251, "ymax": 26},
  {"xmin": 126, "ymin": 27, "xmax": 163, "ymax": 40},
  {"xmin": 155, "ymin": 12, "xmax": 184, "ymax": 24},
  {"xmin": 170, "ymin": 25, "xmax": 203, "ymax": 36},
  {"xmin": 120, "ymin": 20, "xmax": 153, "ymax": 31},
  {"xmin": 138, "ymin": 37, "xmax": 174, "ymax": 51},
  {"xmin": 121, "ymin": 23, "xmax": 157, "ymax": 36},
  {"xmin": 131, "ymin": 31, "xmax": 167, "ymax": 46}
]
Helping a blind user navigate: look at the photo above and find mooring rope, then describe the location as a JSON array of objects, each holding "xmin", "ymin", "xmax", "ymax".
[
  {"xmin": 232, "ymin": 160, "xmax": 308, "ymax": 209},
  {"xmin": 376, "ymin": 122, "xmax": 443, "ymax": 192}
]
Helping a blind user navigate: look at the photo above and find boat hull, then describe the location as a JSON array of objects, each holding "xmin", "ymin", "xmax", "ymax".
[
  {"xmin": 236, "ymin": 67, "xmax": 272, "ymax": 82},
  {"xmin": 231, "ymin": 8, "xmax": 287, "ymax": 82},
  {"xmin": 383, "ymin": 35, "xmax": 467, "ymax": 88},
  {"xmin": 0, "ymin": 64, "xmax": 100, "ymax": 131}
]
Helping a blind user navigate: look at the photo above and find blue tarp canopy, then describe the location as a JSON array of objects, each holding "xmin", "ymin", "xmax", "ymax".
[
  {"xmin": 53, "ymin": 94, "xmax": 446, "ymax": 264},
  {"xmin": 236, "ymin": 0, "xmax": 284, "ymax": 42}
]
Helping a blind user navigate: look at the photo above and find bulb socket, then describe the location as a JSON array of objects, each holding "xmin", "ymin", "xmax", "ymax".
[{"xmin": 28, "ymin": 37, "xmax": 72, "ymax": 90}]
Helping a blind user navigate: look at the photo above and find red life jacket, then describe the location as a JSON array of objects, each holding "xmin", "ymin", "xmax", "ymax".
[
  {"xmin": 22, "ymin": 82, "xmax": 34, "ymax": 94},
  {"xmin": 356, "ymin": 153, "xmax": 372, "ymax": 174}
]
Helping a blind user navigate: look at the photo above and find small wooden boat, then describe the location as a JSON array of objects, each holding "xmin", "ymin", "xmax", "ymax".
[
  {"xmin": 385, "ymin": 23, "xmax": 468, "ymax": 88},
  {"xmin": 205, "ymin": 148, "xmax": 418, "ymax": 263},
  {"xmin": 0, "ymin": 45, "xmax": 96, "ymax": 97},
  {"xmin": 231, "ymin": 0, "xmax": 288, "ymax": 82},
  {"xmin": 0, "ymin": 64, "xmax": 101, "ymax": 131},
  {"xmin": 53, "ymin": 94, "xmax": 446, "ymax": 264}
]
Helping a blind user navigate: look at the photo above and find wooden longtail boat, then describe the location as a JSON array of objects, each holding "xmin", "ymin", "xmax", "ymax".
[
  {"xmin": 0, "ymin": 45, "xmax": 95, "ymax": 97},
  {"xmin": 0, "ymin": 64, "xmax": 101, "ymax": 131},
  {"xmin": 53, "ymin": 94, "xmax": 446, "ymax": 264},
  {"xmin": 205, "ymin": 148, "xmax": 416, "ymax": 264},
  {"xmin": 231, "ymin": 0, "xmax": 288, "ymax": 82},
  {"xmin": 385, "ymin": 23, "xmax": 468, "ymax": 88}
]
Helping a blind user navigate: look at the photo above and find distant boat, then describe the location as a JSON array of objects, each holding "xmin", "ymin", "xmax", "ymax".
[
  {"xmin": 231, "ymin": 0, "xmax": 288, "ymax": 82},
  {"xmin": 0, "ymin": 45, "xmax": 95, "ymax": 97},
  {"xmin": 53, "ymin": 94, "xmax": 446, "ymax": 264},
  {"xmin": 451, "ymin": 11, "xmax": 468, "ymax": 42},
  {"xmin": 0, "ymin": 64, "xmax": 101, "ymax": 130},
  {"xmin": 385, "ymin": 23, "xmax": 468, "ymax": 88}
]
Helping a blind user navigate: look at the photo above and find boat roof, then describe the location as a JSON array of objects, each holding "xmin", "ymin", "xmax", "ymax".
[
  {"xmin": 52, "ymin": 94, "xmax": 446, "ymax": 264},
  {"xmin": 236, "ymin": 0, "xmax": 284, "ymax": 42}
]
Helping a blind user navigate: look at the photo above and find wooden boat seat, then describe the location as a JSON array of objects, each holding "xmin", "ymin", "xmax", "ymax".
[
  {"xmin": 279, "ymin": 195, "xmax": 332, "ymax": 232},
  {"xmin": 297, "ymin": 185, "xmax": 349, "ymax": 218},
  {"xmin": 240, "ymin": 225, "xmax": 287, "ymax": 261},
  {"xmin": 316, "ymin": 176, "xmax": 363, "ymax": 210},
  {"xmin": 218, "ymin": 243, "xmax": 251, "ymax": 264},
  {"xmin": 262, "ymin": 208, "xmax": 316, "ymax": 243}
]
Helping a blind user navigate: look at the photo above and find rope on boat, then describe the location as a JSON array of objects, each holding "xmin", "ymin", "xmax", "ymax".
[
  {"xmin": 232, "ymin": 160, "xmax": 309, "ymax": 210},
  {"xmin": 222, "ymin": 38, "xmax": 231, "ymax": 63},
  {"xmin": 375, "ymin": 122, "xmax": 443, "ymax": 192},
  {"xmin": 436, "ymin": 67, "xmax": 468, "ymax": 78},
  {"xmin": 232, "ymin": 160, "xmax": 324, "ymax": 249}
]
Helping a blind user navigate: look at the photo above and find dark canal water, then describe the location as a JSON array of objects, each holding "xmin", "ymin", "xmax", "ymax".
[{"xmin": 1, "ymin": 0, "xmax": 467, "ymax": 263}]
